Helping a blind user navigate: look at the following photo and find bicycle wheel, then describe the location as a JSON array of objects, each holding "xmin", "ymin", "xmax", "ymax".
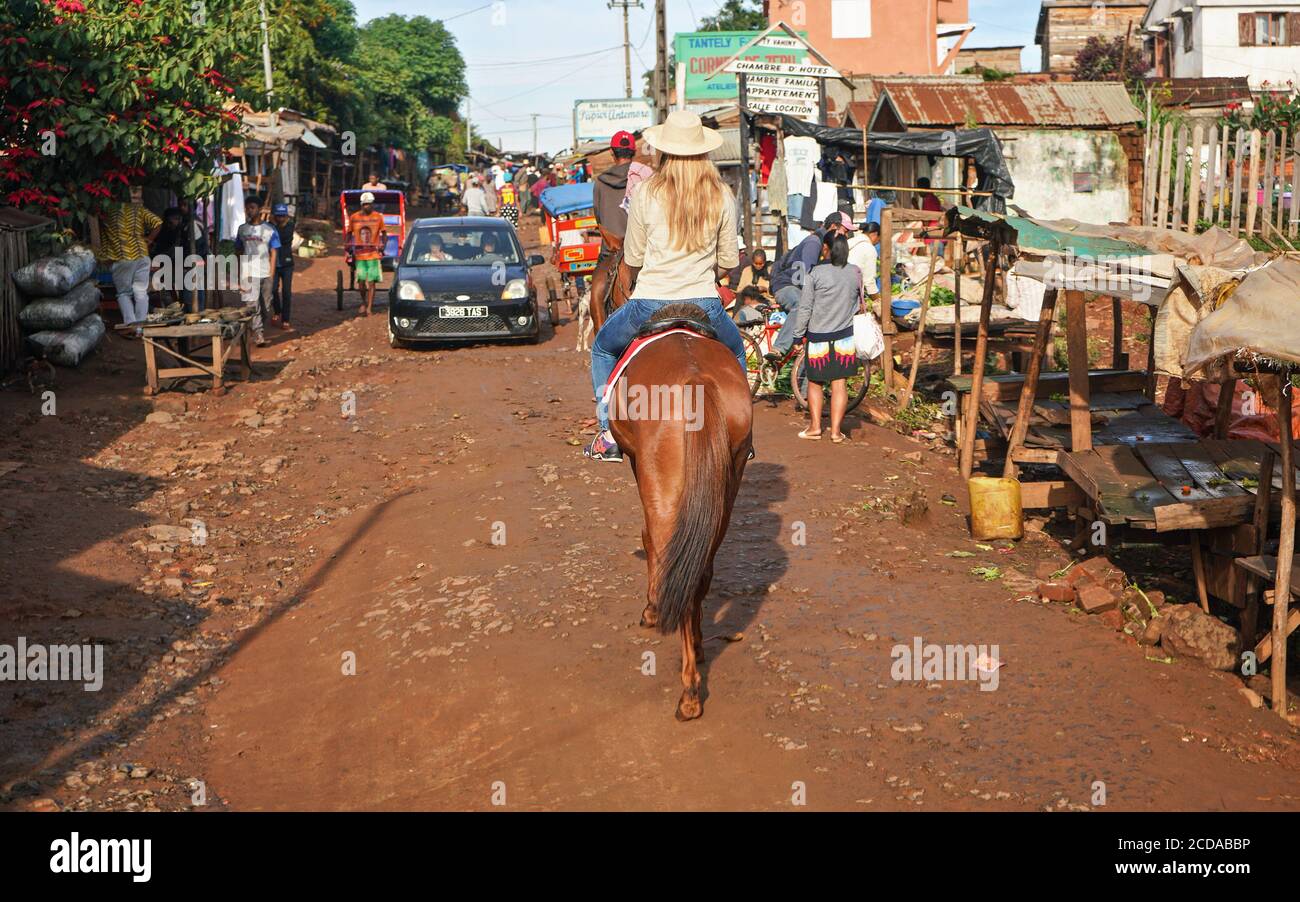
[
  {"xmin": 793, "ymin": 348, "xmax": 872, "ymax": 414},
  {"xmin": 740, "ymin": 333, "xmax": 763, "ymax": 400}
]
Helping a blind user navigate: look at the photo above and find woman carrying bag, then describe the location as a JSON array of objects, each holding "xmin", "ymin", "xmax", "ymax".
[
  {"xmin": 586, "ymin": 111, "xmax": 749, "ymax": 463},
  {"xmin": 789, "ymin": 233, "xmax": 863, "ymax": 443}
]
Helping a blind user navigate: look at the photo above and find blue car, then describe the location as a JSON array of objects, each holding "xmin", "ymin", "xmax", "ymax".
[{"xmin": 387, "ymin": 216, "xmax": 544, "ymax": 347}]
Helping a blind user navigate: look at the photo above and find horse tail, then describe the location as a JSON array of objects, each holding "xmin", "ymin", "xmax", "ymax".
[{"xmin": 653, "ymin": 384, "xmax": 732, "ymax": 635}]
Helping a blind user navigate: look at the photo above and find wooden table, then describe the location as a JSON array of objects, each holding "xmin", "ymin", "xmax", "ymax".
[{"xmin": 137, "ymin": 319, "xmax": 253, "ymax": 395}]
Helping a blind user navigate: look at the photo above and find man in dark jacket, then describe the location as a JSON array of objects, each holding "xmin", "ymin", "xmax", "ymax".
[
  {"xmin": 593, "ymin": 130, "xmax": 636, "ymax": 243},
  {"xmin": 768, "ymin": 211, "xmax": 853, "ymax": 357},
  {"xmin": 269, "ymin": 203, "xmax": 296, "ymax": 330}
]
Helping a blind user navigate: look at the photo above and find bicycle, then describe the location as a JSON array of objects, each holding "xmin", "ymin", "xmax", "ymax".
[{"xmin": 736, "ymin": 302, "xmax": 872, "ymax": 414}]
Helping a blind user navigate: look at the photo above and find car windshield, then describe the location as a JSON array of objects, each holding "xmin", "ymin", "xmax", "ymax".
[{"xmin": 406, "ymin": 227, "xmax": 520, "ymax": 265}]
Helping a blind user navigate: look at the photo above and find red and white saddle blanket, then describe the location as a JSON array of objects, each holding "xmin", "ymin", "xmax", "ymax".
[{"xmin": 600, "ymin": 328, "xmax": 706, "ymax": 406}]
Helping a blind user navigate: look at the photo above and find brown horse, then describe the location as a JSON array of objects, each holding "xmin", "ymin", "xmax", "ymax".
[
  {"xmin": 588, "ymin": 229, "xmax": 632, "ymax": 333},
  {"xmin": 609, "ymin": 304, "xmax": 753, "ymax": 720}
]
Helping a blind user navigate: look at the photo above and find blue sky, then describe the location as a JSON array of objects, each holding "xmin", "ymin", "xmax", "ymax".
[{"xmin": 353, "ymin": 0, "xmax": 1043, "ymax": 153}]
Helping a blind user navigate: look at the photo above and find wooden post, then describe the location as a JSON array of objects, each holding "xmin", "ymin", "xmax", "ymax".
[
  {"xmin": 1064, "ymin": 289, "xmax": 1092, "ymax": 452},
  {"xmin": 1187, "ymin": 123, "xmax": 1203, "ymax": 234},
  {"xmin": 1213, "ymin": 378, "xmax": 1237, "ymax": 439},
  {"xmin": 1145, "ymin": 304, "xmax": 1158, "ymax": 401},
  {"xmin": 737, "ymin": 74, "xmax": 755, "ymax": 254},
  {"xmin": 1002, "ymin": 288, "xmax": 1060, "ymax": 478},
  {"xmin": 1111, "ymin": 297, "xmax": 1127, "ymax": 369},
  {"xmin": 1231, "ymin": 128, "xmax": 1246, "ymax": 234},
  {"xmin": 1171, "ymin": 124, "xmax": 1188, "ymax": 232},
  {"xmin": 953, "ymin": 236, "xmax": 964, "ymax": 376},
  {"xmin": 902, "ymin": 244, "xmax": 939, "ymax": 408},
  {"xmin": 1203, "ymin": 124, "xmax": 1218, "ymax": 224},
  {"xmin": 1156, "ymin": 121, "xmax": 1174, "ymax": 229},
  {"xmin": 880, "ymin": 206, "xmax": 895, "ymax": 391},
  {"xmin": 1273, "ymin": 376, "xmax": 1295, "ymax": 717},
  {"xmin": 959, "ymin": 240, "xmax": 1001, "ymax": 482},
  {"xmin": 1246, "ymin": 129, "xmax": 1262, "ymax": 236},
  {"xmin": 1261, "ymin": 130, "xmax": 1277, "ymax": 236}
]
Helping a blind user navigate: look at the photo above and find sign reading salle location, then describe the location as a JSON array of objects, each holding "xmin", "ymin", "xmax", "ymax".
[{"xmin": 572, "ymin": 98, "xmax": 655, "ymax": 143}]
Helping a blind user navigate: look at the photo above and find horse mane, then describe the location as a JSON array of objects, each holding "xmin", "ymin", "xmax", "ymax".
[{"xmin": 648, "ymin": 303, "xmax": 708, "ymax": 324}]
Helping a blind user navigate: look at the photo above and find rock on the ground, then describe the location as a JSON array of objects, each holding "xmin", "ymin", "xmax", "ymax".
[{"xmin": 1160, "ymin": 605, "xmax": 1241, "ymax": 671}]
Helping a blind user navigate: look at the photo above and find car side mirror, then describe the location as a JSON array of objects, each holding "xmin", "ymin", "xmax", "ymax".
[{"xmin": 527, "ymin": 254, "xmax": 545, "ymax": 267}]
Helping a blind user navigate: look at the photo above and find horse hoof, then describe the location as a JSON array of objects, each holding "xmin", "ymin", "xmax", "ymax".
[
  {"xmin": 675, "ymin": 690, "xmax": 703, "ymax": 721},
  {"xmin": 639, "ymin": 604, "xmax": 658, "ymax": 629}
]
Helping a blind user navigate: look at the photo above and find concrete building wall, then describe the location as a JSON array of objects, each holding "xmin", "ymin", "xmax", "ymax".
[
  {"xmin": 764, "ymin": 0, "xmax": 969, "ymax": 76},
  {"xmin": 1146, "ymin": 1, "xmax": 1300, "ymax": 87},
  {"xmin": 998, "ymin": 128, "xmax": 1133, "ymax": 223}
]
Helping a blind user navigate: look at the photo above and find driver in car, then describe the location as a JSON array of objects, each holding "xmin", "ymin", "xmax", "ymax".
[{"xmin": 476, "ymin": 234, "xmax": 507, "ymax": 263}]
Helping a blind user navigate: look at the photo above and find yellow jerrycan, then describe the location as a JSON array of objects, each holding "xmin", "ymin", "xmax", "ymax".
[{"xmin": 968, "ymin": 476, "xmax": 1024, "ymax": 541}]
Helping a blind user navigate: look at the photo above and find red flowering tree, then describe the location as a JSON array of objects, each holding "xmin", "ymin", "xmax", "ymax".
[{"xmin": 0, "ymin": 0, "xmax": 261, "ymax": 224}]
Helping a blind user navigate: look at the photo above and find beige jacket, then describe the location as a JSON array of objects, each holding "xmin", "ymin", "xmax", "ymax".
[{"xmin": 624, "ymin": 185, "xmax": 738, "ymax": 301}]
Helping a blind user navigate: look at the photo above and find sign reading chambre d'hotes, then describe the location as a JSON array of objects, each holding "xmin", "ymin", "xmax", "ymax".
[
  {"xmin": 573, "ymin": 98, "xmax": 656, "ymax": 143},
  {"xmin": 674, "ymin": 30, "xmax": 808, "ymax": 103}
]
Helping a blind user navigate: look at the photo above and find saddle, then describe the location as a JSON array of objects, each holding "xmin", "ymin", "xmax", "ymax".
[
  {"xmin": 634, "ymin": 302, "xmax": 718, "ymax": 341},
  {"xmin": 634, "ymin": 316, "xmax": 717, "ymax": 341}
]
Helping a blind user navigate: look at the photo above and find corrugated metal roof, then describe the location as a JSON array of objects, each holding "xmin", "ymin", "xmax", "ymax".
[{"xmin": 879, "ymin": 81, "xmax": 1141, "ymax": 128}]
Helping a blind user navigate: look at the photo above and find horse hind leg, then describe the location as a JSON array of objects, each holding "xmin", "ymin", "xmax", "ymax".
[
  {"xmin": 639, "ymin": 527, "xmax": 659, "ymax": 628},
  {"xmin": 675, "ymin": 607, "xmax": 703, "ymax": 721}
]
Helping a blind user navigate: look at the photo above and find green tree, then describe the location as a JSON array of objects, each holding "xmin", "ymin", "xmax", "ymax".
[
  {"xmin": 356, "ymin": 15, "xmax": 467, "ymax": 154},
  {"xmin": 0, "ymin": 0, "xmax": 259, "ymax": 223}
]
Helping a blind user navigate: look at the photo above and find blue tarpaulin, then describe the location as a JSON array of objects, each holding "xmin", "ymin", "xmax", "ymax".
[{"xmin": 539, "ymin": 182, "xmax": 594, "ymax": 216}]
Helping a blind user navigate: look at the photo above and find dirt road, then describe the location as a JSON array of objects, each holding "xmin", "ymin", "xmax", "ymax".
[{"xmin": 4, "ymin": 215, "xmax": 1300, "ymax": 811}]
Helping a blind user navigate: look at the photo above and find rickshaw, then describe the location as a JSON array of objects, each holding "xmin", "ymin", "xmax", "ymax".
[
  {"xmin": 336, "ymin": 189, "xmax": 406, "ymax": 310},
  {"xmin": 538, "ymin": 182, "xmax": 601, "ymax": 324}
]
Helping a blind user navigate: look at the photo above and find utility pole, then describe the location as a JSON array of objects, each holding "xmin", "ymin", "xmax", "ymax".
[
  {"xmin": 654, "ymin": 0, "xmax": 668, "ymax": 123},
  {"xmin": 532, "ymin": 114, "xmax": 539, "ymax": 156},
  {"xmin": 258, "ymin": 0, "xmax": 279, "ymax": 201},
  {"xmin": 608, "ymin": 0, "xmax": 643, "ymax": 99},
  {"xmin": 465, "ymin": 94, "xmax": 472, "ymax": 156}
]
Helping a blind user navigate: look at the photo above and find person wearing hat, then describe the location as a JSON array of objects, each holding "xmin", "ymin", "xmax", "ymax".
[
  {"xmin": 593, "ymin": 130, "xmax": 638, "ymax": 243},
  {"xmin": 269, "ymin": 203, "xmax": 296, "ymax": 330},
  {"xmin": 346, "ymin": 192, "xmax": 387, "ymax": 316},
  {"xmin": 767, "ymin": 210, "xmax": 854, "ymax": 360},
  {"xmin": 462, "ymin": 176, "xmax": 493, "ymax": 218},
  {"xmin": 586, "ymin": 110, "xmax": 749, "ymax": 463}
]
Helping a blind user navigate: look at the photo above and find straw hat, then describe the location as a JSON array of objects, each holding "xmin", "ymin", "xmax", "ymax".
[{"xmin": 644, "ymin": 110, "xmax": 723, "ymax": 157}]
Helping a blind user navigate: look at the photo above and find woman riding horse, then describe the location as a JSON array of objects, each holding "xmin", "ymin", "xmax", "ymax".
[{"xmin": 585, "ymin": 111, "xmax": 749, "ymax": 463}]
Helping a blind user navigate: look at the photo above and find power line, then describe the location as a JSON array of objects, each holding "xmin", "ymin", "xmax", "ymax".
[
  {"xmin": 441, "ymin": 2, "xmax": 494, "ymax": 23},
  {"xmin": 466, "ymin": 44, "xmax": 625, "ymax": 68},
  {"xmin": 472, "ymin": 45, "xmax": 624, "ymax": 113}
]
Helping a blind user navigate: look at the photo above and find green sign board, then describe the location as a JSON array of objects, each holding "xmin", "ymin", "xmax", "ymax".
[{"xmin": 674, "ymin": 30, "xmax": 809, "ymax": 104}]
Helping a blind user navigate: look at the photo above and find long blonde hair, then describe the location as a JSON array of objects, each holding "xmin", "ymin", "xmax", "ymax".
[{"xmin": 644, "ymin": 153, "xmax": 729, "ymax": 253}]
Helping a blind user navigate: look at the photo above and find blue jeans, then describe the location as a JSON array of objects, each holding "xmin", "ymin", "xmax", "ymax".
[
  {"xmin": 591, "ymin": 296, "xmax": 748, "ymax": 431},
  {"xmin": 772, "ymin": 284, "xmax": 803, "ymax": 354}
]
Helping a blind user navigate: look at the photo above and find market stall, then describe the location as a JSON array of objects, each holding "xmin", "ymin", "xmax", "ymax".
[{"xmin": 1183, "ymin": 258, "xmax": 1300, "ymax": 717}]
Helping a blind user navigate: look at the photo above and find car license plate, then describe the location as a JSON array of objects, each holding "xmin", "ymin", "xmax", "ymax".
[{"xmin": 439, "ymin": 305, "xmax": 487, "ymax": 318}]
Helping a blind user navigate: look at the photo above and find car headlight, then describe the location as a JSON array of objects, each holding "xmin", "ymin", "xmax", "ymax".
[
  {"xmin": 397, "ymin": 280, "xmax": 425, "ymax": 301},
  {"xmin": 501, "ymin": 279, "xmax": 528, "ymax": 300}
]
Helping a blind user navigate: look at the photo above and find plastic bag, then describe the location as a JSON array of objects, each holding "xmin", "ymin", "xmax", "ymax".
[
  {"xmin": 26, "ymin": 313, "xmax": 105, "ymax": 368},
  {"xmin": 853, "ymin": 312, "xmax": 884, "ymax": 360},
  {"xmin": 12, "ymin": 245, "xmax": 97, "ymax": 297},
  {"xmin": 18, "ymin": 280, "xmax": 101, "ymax": 333}
]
